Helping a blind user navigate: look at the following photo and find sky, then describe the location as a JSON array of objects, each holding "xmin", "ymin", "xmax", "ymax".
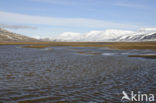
[{"xmin": 0, "ymin": 0, "xmax": 156, "ymax": 38}]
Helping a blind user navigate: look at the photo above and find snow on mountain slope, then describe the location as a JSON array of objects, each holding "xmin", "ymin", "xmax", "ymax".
[
  {"xmin": 46, "ymin": 28, "xmax": 156, "ymax": 41},
  {"xmin": 118, "ymin": 28, "xmax": 156, "ymax": 41},
  {"xmin": 2, "ymin": 27, "xmax": 155, "ymax": 42},
  {"xmin": 0, "ymin": 28, "xmax": 38, "ymax": 42},
  {"xmin": 49, "ymin": 29, "xmax": 134, "ymax": 41}
]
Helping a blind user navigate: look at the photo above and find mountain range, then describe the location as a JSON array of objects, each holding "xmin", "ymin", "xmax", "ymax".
[
  {"xmin": 0, "ymin": 28, "xmax": 38, "ymax": 42},
  {"xmin": 0, "ymin": 28, "xmax": 156, "ymax": 42},
  {"xmin": 46, "ymin": 28, "xmax": 156, "ymax": 42}
]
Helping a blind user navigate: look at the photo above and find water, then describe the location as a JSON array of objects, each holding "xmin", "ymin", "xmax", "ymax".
[{"xmin": 0, "ymin": 45, "xmax": 156, "ymax": 103}]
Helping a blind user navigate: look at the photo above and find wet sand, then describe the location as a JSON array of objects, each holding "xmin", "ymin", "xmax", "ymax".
[{"xmin": 0, "ymin": 45, "xmax": 156, "ymax": 103}]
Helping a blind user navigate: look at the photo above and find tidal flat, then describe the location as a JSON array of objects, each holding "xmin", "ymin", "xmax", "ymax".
[{"xmin": 0, "ymin": 44, "xmax": 156, "ymax": 103}]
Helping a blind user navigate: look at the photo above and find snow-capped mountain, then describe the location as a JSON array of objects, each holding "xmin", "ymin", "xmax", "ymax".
[
  {"xmin": 118, "ymin": 28, "xmax": 156, "ymax": 41},
  {"xmin": 44, "ymin": 28, "xmax": 156, "ymax": 41},
  {"xmin": 0, "ymin": 28, "xmax": 38, "ymax": 42},
  {"xmin": 1, "ymin": 27, "xmax": 156, "ymax": 42},
  {"xmin": 49, "ymin": 29, "xmax": 134, "ymax": 41}
]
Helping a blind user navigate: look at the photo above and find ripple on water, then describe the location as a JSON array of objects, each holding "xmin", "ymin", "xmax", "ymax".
[{"xmin": 0, "ymin": 46, "xmax": 156, "ymax": 103}]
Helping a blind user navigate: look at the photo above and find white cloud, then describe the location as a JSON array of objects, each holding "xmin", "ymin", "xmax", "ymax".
[
  {"xmin": 0, "ymin": 24, "xmax": 37, "ymax": 29},
  {"xmin": 0, "ymin": 11, "xmax": 140, "ymax": 29}
]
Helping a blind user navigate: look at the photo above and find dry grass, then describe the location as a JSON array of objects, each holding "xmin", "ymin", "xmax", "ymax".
[
  {"xmin": 0, "ymin": 41, "xmax": 156, "ymax": 50},
  {"xmin": 128, "ymin": 54, "xmax": 156, "ymax": 59},
  {"xmin": 77, "ymin": 51, "xmax": 101, "ymax": 55},
  {"xmin": 107, "ymin": 42, "xmax": 156, "ymax": 50}
]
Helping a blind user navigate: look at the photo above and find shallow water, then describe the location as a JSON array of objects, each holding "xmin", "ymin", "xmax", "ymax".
[{"xmin": 0, "ymin": 45, "xmax": 156, "ymax": 103}]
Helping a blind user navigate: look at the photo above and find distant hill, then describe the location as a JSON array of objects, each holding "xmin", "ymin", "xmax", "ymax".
[
  {"xmin": 117, "ymin": 29, "xmax": 156, "ymax": 41},
  {"xmin": 1, "ymin": 27, "xmax": 156, "ymax": 42},
  {"xmin": 41, "ymin": 28, "xmax": 156, "ymax": 42},
  {"xmin": 0, "ymin": 28, "xmax": 38, "ymax": 42}
]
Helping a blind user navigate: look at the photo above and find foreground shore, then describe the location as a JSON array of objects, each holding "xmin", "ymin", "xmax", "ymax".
[{"xmin": 0, "ymin": 41, "xmax": 156, "ymax": 50}]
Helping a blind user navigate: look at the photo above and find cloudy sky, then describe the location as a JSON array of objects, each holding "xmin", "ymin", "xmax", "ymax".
[{"xmin": 0, "ymin": 0, "xmax": 156, "ymax": 38}]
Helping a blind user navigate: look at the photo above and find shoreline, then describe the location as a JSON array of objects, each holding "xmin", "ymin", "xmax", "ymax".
[{"xmin": 0, "ymin": 41, "xmax": 156, "ymax": 50}]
